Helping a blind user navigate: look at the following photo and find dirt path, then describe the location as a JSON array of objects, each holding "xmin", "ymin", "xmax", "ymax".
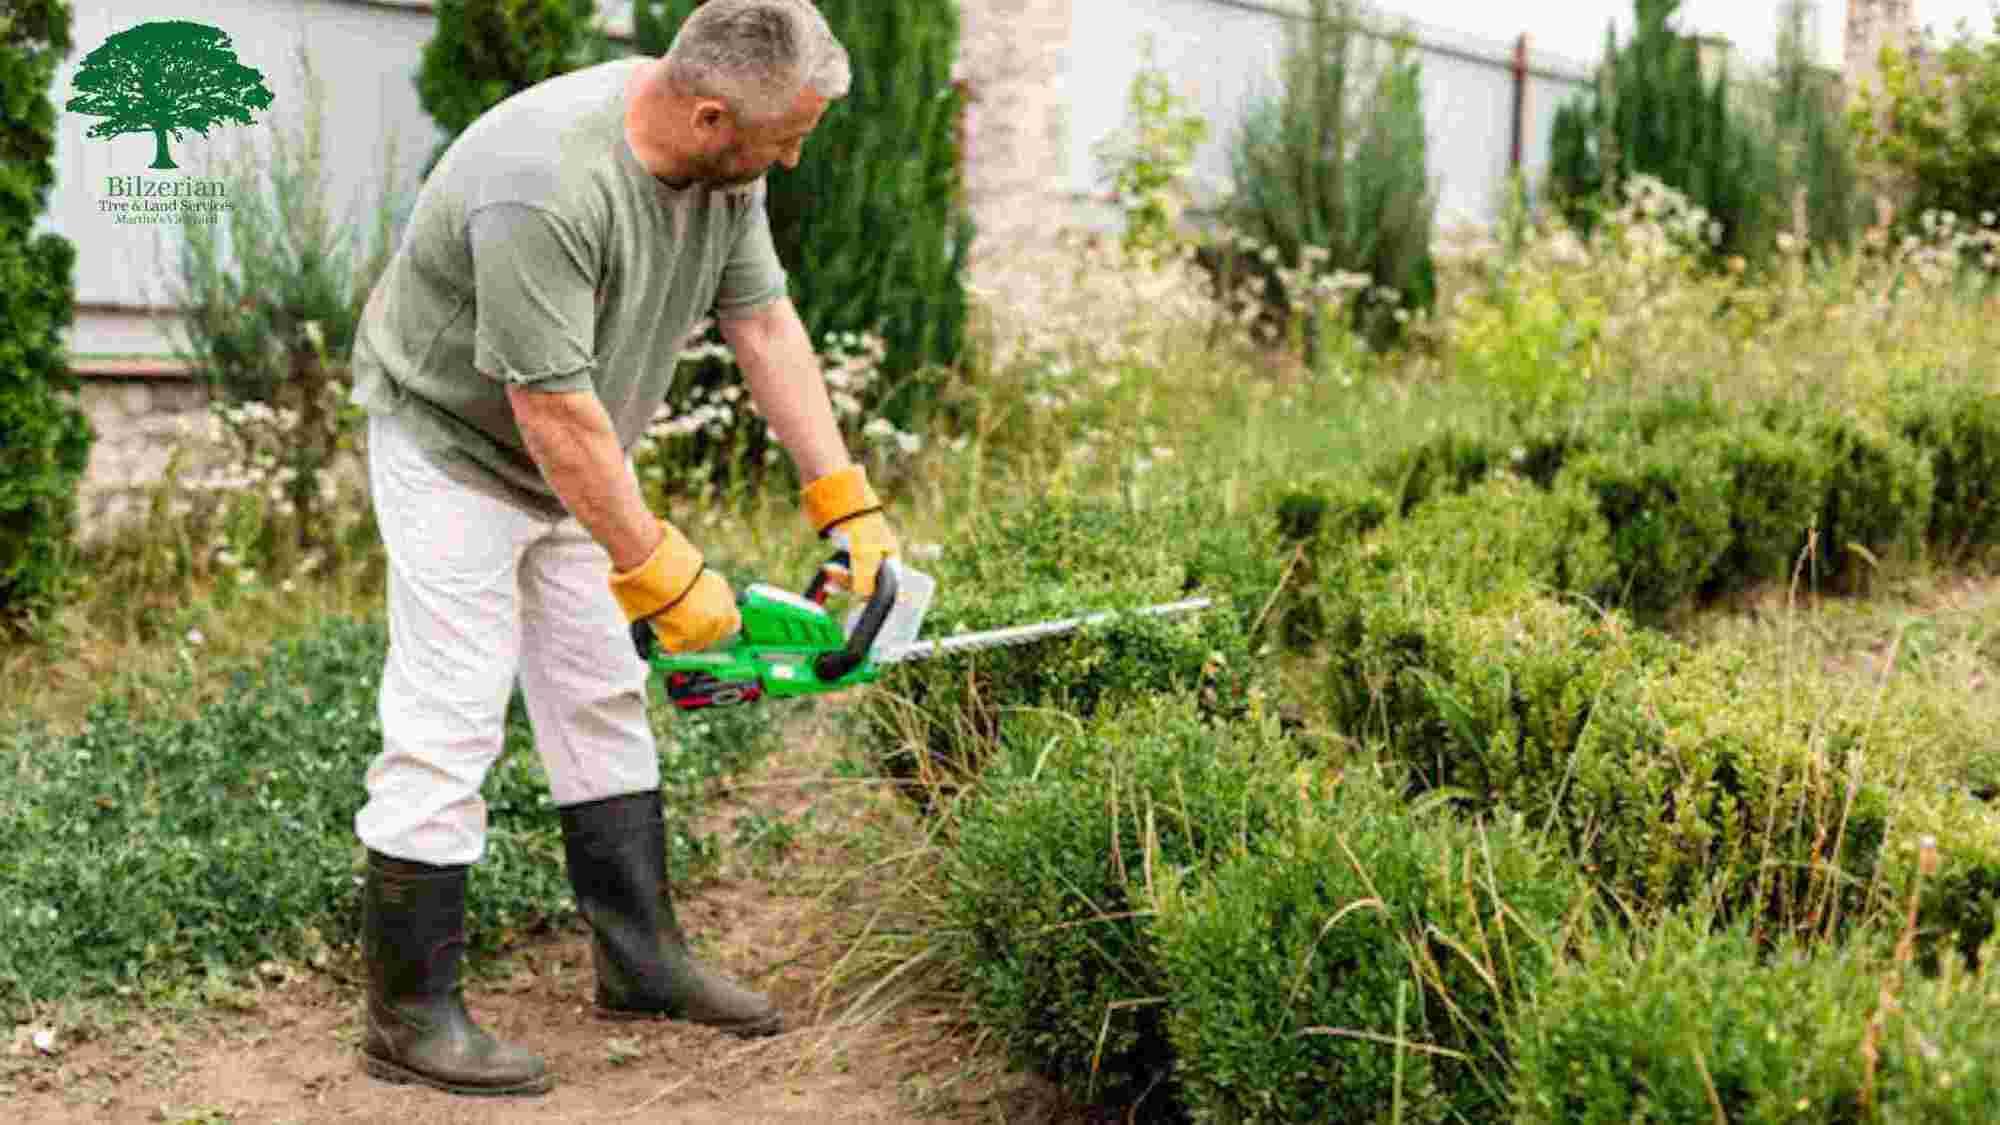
[{"xmin": 5, "ymin": 705, "xmax": 1076, "ymax": 1125}]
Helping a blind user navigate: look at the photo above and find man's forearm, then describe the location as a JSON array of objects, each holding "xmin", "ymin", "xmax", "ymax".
[
  {"xmin": 724, "ymin": 300, "xmax": 852, "ymax": 485},
  {"xmin": 506, "ymin": 385, "xmax": 661, "ymax": 571}
]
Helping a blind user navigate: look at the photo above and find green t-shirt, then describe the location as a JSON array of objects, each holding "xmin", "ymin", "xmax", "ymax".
[{"xmin": 349, "ymin": 57, "xmax": 789, "ymax": 518}]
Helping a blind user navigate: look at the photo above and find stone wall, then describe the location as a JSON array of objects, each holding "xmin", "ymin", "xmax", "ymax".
[{"xmin": 75, "ymin": 376, "xmax": 219, "ymax": 545}]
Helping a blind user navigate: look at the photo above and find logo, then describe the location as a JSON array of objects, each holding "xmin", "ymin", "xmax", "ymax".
[{"xmin": 65, "ymin": 20, "xmax": 274, "ymax": 227}]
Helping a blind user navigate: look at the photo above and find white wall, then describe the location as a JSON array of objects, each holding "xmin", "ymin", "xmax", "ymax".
[
  {"xmin": 1063, "ymin": 0, "xmax": 1593, "ymax": 230},
  {"xmin": 47, "ymin": 1, "xmax": 451, "ymax": 356},
  {"xmin": 48, "ymin": 0, "xmax": 1596, "ymax": 360}
]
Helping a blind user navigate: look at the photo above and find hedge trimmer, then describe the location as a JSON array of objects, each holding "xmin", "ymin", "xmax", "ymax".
[{"xmin": 632, "ymin": 553, "xmax": 1213, "ymax": 711}]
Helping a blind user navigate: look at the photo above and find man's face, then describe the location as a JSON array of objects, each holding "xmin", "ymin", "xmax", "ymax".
[{"xmin": 689, "ymin": 85, "xmax": 828, "ymax": 189}]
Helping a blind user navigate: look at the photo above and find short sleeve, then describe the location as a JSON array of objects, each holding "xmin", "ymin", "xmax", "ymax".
[
  {"xmin": 469, "ymin": 202, "xmax": 600, "ymax": 392},
  {"xmin": 713, "ymin": 185, "xmax": 789, "ymax": 320}
]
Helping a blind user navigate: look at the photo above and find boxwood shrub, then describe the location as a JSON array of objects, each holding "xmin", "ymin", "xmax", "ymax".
[
  {"xmin": 1694, "ymin": 418, "xmax": 1830, "ymax": 595},
  {"xmin": 1552, "ymin": 428, "xmax": 1735, "ymax": 622},
  {"xmin": 944, "ymin": 696, "xmax": 1305, "ymax": 1111},
  {"xmin": 1150, "ymin": 770, "xmax": 1583, "ymax": 1124},
  {"xmin": 852, "ymin": 494, "xmax": 1280, "ymax": 804},
  {"xmin": 1893, "ymin": 375, "xmax": 2000, "ymax": 564},
  {"xmin": 1511, "ymin": 914, "xmax": 2000, "ymax": 1124},
  {"xmin": 1784, "ymin": 405, "xmax": 1936, "ymax": 593}
]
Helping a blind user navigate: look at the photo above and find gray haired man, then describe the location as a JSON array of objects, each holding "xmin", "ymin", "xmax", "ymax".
[{"xmin": 344, "ymin": 0, "xmax": 900, "ymax": 1096}]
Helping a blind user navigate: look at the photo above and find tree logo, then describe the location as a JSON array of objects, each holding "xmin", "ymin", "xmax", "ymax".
[{"xmin": 66, "ymin": 20, "xmax": 274, "ymax": 171}]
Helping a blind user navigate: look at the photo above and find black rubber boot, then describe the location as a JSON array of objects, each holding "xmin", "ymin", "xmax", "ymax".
[
  {"xmin": 359, "ymin": 851, "xmax": 553, "ymax": 1096},
  {"xmin": 559, "ymin": 791, "xmax": 782, "ymax": 1036}
]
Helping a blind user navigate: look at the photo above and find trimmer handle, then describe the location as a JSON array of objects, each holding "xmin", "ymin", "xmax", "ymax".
[{"xmin": 802, "ymin": 549, "xmax": 900, "ymax": 681}]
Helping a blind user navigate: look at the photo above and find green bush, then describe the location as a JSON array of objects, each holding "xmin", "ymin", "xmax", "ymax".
[
  {"xmin": 0, "ymin": 616, "xmax": 780, "ymax": 1013},
  {"xmin": 853, "ymin": 495, "xmax": 1278, "ymax": 803},
  {"xmin": 1512, "ymin": 914, "xmax": 2000, "ymax": 1124},
  {"xmin": 637, "ymin": 0, "xmax": 971, "ymax": 412},
  {"xmin": 0, "ymin": 0, "xmax": 90, "ymax": 640},
  {"xmin": 1546, "ymin": 0, "xmax": 1781, "ymax": 262},
  {"xmin": 1893, "ymin": 376, "xmax": 2000, "ymax": 563},
  {"xmin": 945, "ymin": 697, "xmax": 1304, "ymax": 1111},
  {"xmin": 1151, "ymin": 771, "xmax": 1582, "ymax": 1124},
  {"xmin": 1695, "ymin": 417, "xmax": 1828, "ymax": 594},
  {"xmin": 1329, "ymin": 583, "xmax": 1899, "ymax": 919},
  {"xmin": 1553, "ymin": 428, "xmax": 1735, "ymax": 621},
  {"xmin": 1347, "ymin": 474, "xmax": 1617, "ymax": 610},
  {"xmin": 1367, "ymin": 418, "xmax": 1511, "ymax": 517},
  {"xmin": 1790, "ymin": 406, "xmax": 1935, "ymax": 592},
  {"xmin": 415, "ymin": 0, "xmax": 614, "ymax": 175},
  {"xmin": 1850, "ymin": 11, "xmax": 2000, "ymax": 237},
  {"xmin": 1223, "ymin": 0, "xmax": 1437, "ymax": 352}
]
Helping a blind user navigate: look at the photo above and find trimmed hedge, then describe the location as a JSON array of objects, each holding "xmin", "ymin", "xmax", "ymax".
[
  {"xmin": 1893, "ymin": 375, "xmax": 2000, "ymax": 565},
  {"xmin": 945, "ymin": 697, "xmax": 1304, "ymax": 1110},
  {"xmin": 1512, "ymin": 916, "xmax": 2000, "ymax": 1123},
  {"xmin": 1152, "ymin": 772, "xmax": 1582, "ymax": 1124},
  {"xmin": 853, "ymin": 494, "xmax": 1281, "ymax": 803}
]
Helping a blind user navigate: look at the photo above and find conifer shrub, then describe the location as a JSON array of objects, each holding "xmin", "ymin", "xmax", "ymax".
[
  {"xmin": 414, "ymin": 0, "xmax": 613, "ymax": 174},
  {"xmin": 0, "ymin": 0, "xmax": 90, "ymax": 639}
]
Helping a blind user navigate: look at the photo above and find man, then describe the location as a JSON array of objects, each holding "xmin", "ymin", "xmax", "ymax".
[{"xmin": 343, "ymin": 0, "xmax": 898, "ymax": 1097}]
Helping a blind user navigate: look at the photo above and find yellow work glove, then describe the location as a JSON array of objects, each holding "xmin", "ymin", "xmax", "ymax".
[
  {"xmin": 607, "ymin": 518, "xmax": 740, "ymax": 653},
  {"xmin": 800, "ymin": 464, "xmax": 900, "ymax": 598}
]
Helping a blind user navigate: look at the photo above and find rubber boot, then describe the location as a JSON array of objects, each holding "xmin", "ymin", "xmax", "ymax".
[
  {"xmin": 559, "ymin": 791, "xmax": 782, "ymax": 1036},
  {"xmin": 359, "ymin": 850, "xmax": 553, "ymax": 1096}
]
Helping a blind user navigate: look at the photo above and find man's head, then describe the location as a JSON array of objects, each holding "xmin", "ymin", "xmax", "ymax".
[{"xmin": 645, "ymin": 0, "xmax": 850, "ymax": 189}]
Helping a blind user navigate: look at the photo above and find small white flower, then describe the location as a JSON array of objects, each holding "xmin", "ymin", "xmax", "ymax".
[{"xmin": 186, "ymin": 628, "xmax": 205, "ymax": 646}]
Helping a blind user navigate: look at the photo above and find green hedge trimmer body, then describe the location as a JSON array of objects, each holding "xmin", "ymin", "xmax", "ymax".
[{"xmin": 634, "ymin": 555, "xmax": 1211, "ymax": 712}]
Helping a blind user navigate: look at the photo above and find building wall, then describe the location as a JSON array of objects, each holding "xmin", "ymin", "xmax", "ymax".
[
  {"xmin": 1062, "ymin": 0, "xmax": 1592, "ymax": 234},
  {"xmin": 52, "ymin": 0, "xmax": 1589, "ymax": 541},
  {"xmin": 1844, "ymin": 0, "xmax": 1916, "ymax": 102}
]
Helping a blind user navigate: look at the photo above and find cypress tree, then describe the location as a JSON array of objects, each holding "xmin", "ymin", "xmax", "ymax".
[
  {"xmin": 0, "ymin": 0, "xmax": 91, "ymax": 639},
  {"xmin": 1546, "ymin": 0, "xmax": 1781, "ymax": 260},
  {"xmin": 415, "ymin": 0, "xmax": 616, "ymax": 175},
  {"xmin": 634, "ymin": 1, "xmax": 970, "ymax": 399}
]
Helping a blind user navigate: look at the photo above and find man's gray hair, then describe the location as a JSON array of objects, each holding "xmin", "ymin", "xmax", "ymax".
[{"xmin": 663, "ymin": 0, "xmax": 851, "ymax": 124}]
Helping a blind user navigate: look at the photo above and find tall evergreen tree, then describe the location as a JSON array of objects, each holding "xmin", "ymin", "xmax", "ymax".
[
  {"xmin": 415, "ymin": 0, "xmax": 615, "ymax": 175},
  {"xmin": 634, "ymin": 0, "xmax": 970, "ymax": 393},
  {"xmin": 0, "ymin": 0, "xmax": 91, "ymax": 638},
  {"xmin": 1547, "ymin": 0, "xmax": 1780, "ymax": 259}
]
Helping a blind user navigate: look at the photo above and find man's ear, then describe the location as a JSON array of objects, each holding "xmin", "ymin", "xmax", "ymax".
[{"xmin": 690, "ymin": 99, "xmax": 732, "ymax": 139}]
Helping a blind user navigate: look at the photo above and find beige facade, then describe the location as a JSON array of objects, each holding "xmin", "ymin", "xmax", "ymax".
[{"xmin": 1844, "ymin": 0, "xmax": 1916, "ymax": 102}]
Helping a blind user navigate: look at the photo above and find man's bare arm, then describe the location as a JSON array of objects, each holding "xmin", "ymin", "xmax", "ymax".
[
  {"xmin": 721, "ymin": 298, "xmax": 852, "ymax": 484},
  {"xmin": 506, "ymin": 385, "xmax": 661, "ymax": 571}
]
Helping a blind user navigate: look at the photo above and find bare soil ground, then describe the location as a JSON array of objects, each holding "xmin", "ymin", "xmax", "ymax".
[{"xmin": 4, "ymin": 704, "xmax": 1080, "ymax": 1125}]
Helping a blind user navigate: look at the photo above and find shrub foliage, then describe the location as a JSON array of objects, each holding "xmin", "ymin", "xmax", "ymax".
[{"xmin": 0, "ymin": 0, "xmax": 90, "ymax": 640}]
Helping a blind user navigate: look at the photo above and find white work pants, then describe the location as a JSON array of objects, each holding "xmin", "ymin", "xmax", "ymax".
[{"xmin": 354, "ymin": 407, "xmax": 659, "ymax": 866}]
